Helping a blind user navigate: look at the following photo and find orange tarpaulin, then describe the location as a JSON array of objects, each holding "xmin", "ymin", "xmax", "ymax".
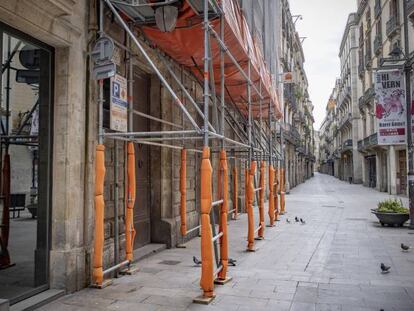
[{"xmin": 140, "ymin": 0, "xmax": 282, "ymax": 119}]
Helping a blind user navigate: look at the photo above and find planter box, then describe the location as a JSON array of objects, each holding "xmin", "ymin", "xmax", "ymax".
[{"xmin": 371, "ymin": 210, "xmax": 409, "ymax": 227}]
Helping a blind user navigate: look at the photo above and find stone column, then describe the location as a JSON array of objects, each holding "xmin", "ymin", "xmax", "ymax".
[{"xmin": 389, "ymin": 146, "xmax": 397, "ymax": 194}]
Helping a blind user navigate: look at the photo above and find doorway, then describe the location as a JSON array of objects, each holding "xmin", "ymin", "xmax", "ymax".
[
  {"xmin": 0, "ymin": 25, "xmax": 53, "ymax": 304},
  {"xmin": 366, "ymin": 156, "xmax": 376, "ymax": 188},
  {"xmin": 132, "ymin": 67, "xmax": 151, "ymax": 248},
  {"xmin": 398, "ymin": 150, "xmax": 407, "ymax": 195}
]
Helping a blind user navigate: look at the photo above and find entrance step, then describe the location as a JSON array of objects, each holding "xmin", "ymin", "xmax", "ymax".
[
  {"xmin": 10, "ymin": 290, "xmax": 64, "ymax": 311},
  {"xmin": 132, "ymin": 243, "xmax": 167, "ymax": 263},
  {"xmin": 0, "ymin": 299, "xmax": 9, "ymax": 311}
]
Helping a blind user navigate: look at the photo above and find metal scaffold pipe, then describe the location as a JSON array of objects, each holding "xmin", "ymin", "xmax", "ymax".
[{"xmin": 103, "ymin": 0, "xmax": 201, "ymax": 133}]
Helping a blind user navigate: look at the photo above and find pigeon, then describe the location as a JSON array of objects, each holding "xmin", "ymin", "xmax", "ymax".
[
  {"xmin": 300, "ymin": 218, "xmax": 306, "ymax": 224},
  {"xmin": 401, "ymin": 243, "xmax": 411, "ymax": 252},
  {"xmin": 193, "ymin": 256, "xmax": 202, "ymax": 265},
  {"xmin": 229, "ymin": 258, "xmax": 237, "ymax": 266},
  {"xmin": 286, "ymin": 218, "xmax": 291, "ymax": 224},
  {"xmin": 295, "ymin": 216, "xmax": 299, "ymax": 222},
  {"xmin": 380, "ymin": 263, "xmax": 390, "ymax": 273}
]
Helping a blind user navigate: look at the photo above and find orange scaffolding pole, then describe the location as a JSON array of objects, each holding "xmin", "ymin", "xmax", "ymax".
[
  {"xmin": 180, "ymin": 149, "xmax": 187, "ymax": 236},
  {"xmin": 257, "ymin": 161, "xmax": 265, "ymax": 239},
  {"xmin": 280, "ymin": 168, "xmax": 285, "ymax": 215},
  {"xmin": 232, "ymin": 166, "xmax": 238, "ymax": 220},
  {"xmin": 217, "ymin": 150, "xmax": 230, "ymax": 283},
  {"xmin": 267, "ymin": 164, "xmax": 275, "ymax": 227},
  {"xmin": 275, "ymin": 167, "xmax": 280, "ymax": 221},
  {"xmin": 93, "ymin": 144, "xmax": 105, "ymax": 286},
  {"xmin": 125, "ymin": 142, "xmax": 136, "ymax": 262},
  {"xmin": 246, "ymin": 161, "xmax": 256, "ymax": 252},
  {"xmin": 199, "ymin": 147, "xmax": 214, "ymax": 299}
]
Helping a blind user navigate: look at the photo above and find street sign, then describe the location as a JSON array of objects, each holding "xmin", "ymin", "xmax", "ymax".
[
  {"xmin": 110, "ymin": 74, "xmax": 128, "ymax": 132},
  {"xmin": 91, "ymin": 36, "xmax": 116, "ymax": 80},
  {"xmin": 374, "ymin": 69, "xmax": 406, "ymax": 145},
  {"xmin": 92, "ymin": 62, "xmax": 116, "ymax": 80}
]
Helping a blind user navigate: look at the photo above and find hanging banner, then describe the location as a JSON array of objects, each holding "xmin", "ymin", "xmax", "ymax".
[
  {"xmin": 110, "ymin": 74, "xmax": 128, "ymax": 132},
  {"xmin": 374, "ymin": 69, "xmax": 406, "ymax": 145}
]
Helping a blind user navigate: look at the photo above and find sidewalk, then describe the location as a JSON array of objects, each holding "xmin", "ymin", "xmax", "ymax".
[{"xmin": 40, "ymin": 173, "xmax": 414, "ymax": 311}]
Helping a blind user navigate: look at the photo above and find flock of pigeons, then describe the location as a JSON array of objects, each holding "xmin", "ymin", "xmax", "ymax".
[
  {"xmin": 285, "ymin": 216, "xmax": 306, "ymax": 224},
  {"xmin": 380, "ymin": 243, "xmax": 411, "ymax": 274}
]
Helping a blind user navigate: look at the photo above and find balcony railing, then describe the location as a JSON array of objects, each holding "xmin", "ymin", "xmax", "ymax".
[
  {"xmin": 357, "ymin": 132, "xmax": 378, "ymax": 152},
  {"xmin": 284, "ymin": 85, "xmax": 297, "ymax": 111},
  {"xmin": 386, "ymin": 15, "xmax": 400, "ymax": 38},
  {"xmin": 358, "ymin": 62, "xmax": 364, "ymax": 76},
  {"xmin": 342, "ymin": 139, "xmax": 353, "ymax": 151},
  {"xmin": 365, "ymin": 51, "xmax": 372, "ymax": 68},
  {"xmin": 374, "ymin": 33, "xmax": 382, "ymax": 55},
  {"xmin": 409, "ymin": 0, "xmax": 414, "ymax": 17}
]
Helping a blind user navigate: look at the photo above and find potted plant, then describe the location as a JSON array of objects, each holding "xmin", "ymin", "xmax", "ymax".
[{"xmin": 371, "ymin": 198, "xmax": 409, "ymax": 227}]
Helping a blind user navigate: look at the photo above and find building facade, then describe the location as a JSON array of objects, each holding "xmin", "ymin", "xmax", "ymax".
[
  {"xmin": 0, "ymin": 0, "xmax": 316, "ymax": 307},
  {"xmin": 319, "ymin": 0, "xmax": 414, "ymax": 195},
  {"xmin": 280, "ymin": 0, "xmax": 316, "ymax": 191}
]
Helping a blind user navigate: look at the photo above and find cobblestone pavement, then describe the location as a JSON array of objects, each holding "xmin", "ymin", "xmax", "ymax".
[{"xmin": 40, "ymin": 173, "xmax": 414, "ymax": 311}]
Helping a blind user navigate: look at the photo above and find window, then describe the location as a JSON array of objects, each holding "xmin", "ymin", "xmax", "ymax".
[{"xmin": 389, "ymin": 0, "xmax": 399, "ymax": 20}]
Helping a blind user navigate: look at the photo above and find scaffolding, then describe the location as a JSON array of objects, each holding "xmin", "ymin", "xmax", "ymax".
[{"xmin": 93, "ymin": 0, "xmax": 287, "ymax": 303}]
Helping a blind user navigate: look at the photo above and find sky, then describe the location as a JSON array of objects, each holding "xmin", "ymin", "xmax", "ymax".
[{"xmin": 288, "ymin": 0, "xmax": 357, "ymax": 130}]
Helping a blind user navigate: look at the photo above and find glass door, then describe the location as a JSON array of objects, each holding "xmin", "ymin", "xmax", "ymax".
[{"xmin": 0, "ymin": 24, "xmax": 53, "ymax": 305}]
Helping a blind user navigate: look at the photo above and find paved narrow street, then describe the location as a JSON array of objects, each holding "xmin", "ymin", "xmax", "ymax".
[{"xmin": 40, "ymin": 174, "xmax": 414, "ymax": 311}]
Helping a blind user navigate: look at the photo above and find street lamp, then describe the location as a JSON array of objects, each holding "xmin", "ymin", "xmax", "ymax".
[{"xmin": 379, "ymin": 1, "xmax": 413, "ymax": 228}]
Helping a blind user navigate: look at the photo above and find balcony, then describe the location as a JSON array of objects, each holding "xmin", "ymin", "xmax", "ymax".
[
  {"xmin": 365, "ymin": 51, "xmax": 372, "ymax": 68},
  {"xmin": 359, "ymin": 86, "xmax": 375, "ymax": 110},
  {"xmin": 386, "ymin": 15, "xmax": 400, "ymax": 38},
  {"xmin": 358, "ymin": 62, "xmax": 364, "ymax": 77},
  {"xmin": 374, "ymin": 33, "xmax": 382, "ymax": 55},
  {"xmin": 357, "ymin": 132, "xmax": 378, "ymax": 152},
  {"xmin": 409, "ymin": 0, "xmax": 414, "ymax": 17},
  {"xmin": 339, "ymin": 113, "xmax": 352, "ymax": 130},
  {"xmin": 284, "ymin": 85, "xmax": 297, "ymax": 112},
  {"xmin": 342, "ymin": 139, "xmax": 353, "ymax": 151},
  {"xmin": 364, "ymin": 86, "xmax": 375, "ymax": 101}
]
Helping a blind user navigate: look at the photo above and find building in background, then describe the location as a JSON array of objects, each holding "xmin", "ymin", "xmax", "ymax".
[
  {"xmin": 0, "ymin": 0, "xmax": 316, "ymax": 308},
  {"xmin": 319, "ymin": 0, "xmax": 414, "ymax": 194},
  {"xmin": 280, "ymin": 0, "xmax": 315, "ymax": 191},
  {"xmin": 336, "ymin": 13, "xmax": 363, "ymax": 184}
]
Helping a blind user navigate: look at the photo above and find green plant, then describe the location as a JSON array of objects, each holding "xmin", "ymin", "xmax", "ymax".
[{"xmin": 377, "ymin": 199, "xmax": 408, "ymax": 214}]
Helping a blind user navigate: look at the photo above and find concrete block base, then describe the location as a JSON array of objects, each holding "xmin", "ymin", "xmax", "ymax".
[
  {"xmin": 0, "ymin": 299, "xmax": 9, "ymax": 311},
  {"xmin": 214, "ymin": 276, "xmax": 232, "ymax": 285},
  {"xmin": 246, "ymin": 247, "xmax": 258, "ymax": 252},
  {"xmin": 90, "ymin": 279, "xmax": 113, "ymax": 289},
  {"xmin": 119, "ymin": 264, "xmax": 140, "ymax": 275},
  {"xmin": 193, "ymin": 294, "xmax": 216, "ymax": 305}
]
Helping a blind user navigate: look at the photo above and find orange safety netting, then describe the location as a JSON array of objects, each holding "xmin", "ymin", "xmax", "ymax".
[{"xmin": 137, "ymin": 0, "xmax": 282, "ymax": 119}]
